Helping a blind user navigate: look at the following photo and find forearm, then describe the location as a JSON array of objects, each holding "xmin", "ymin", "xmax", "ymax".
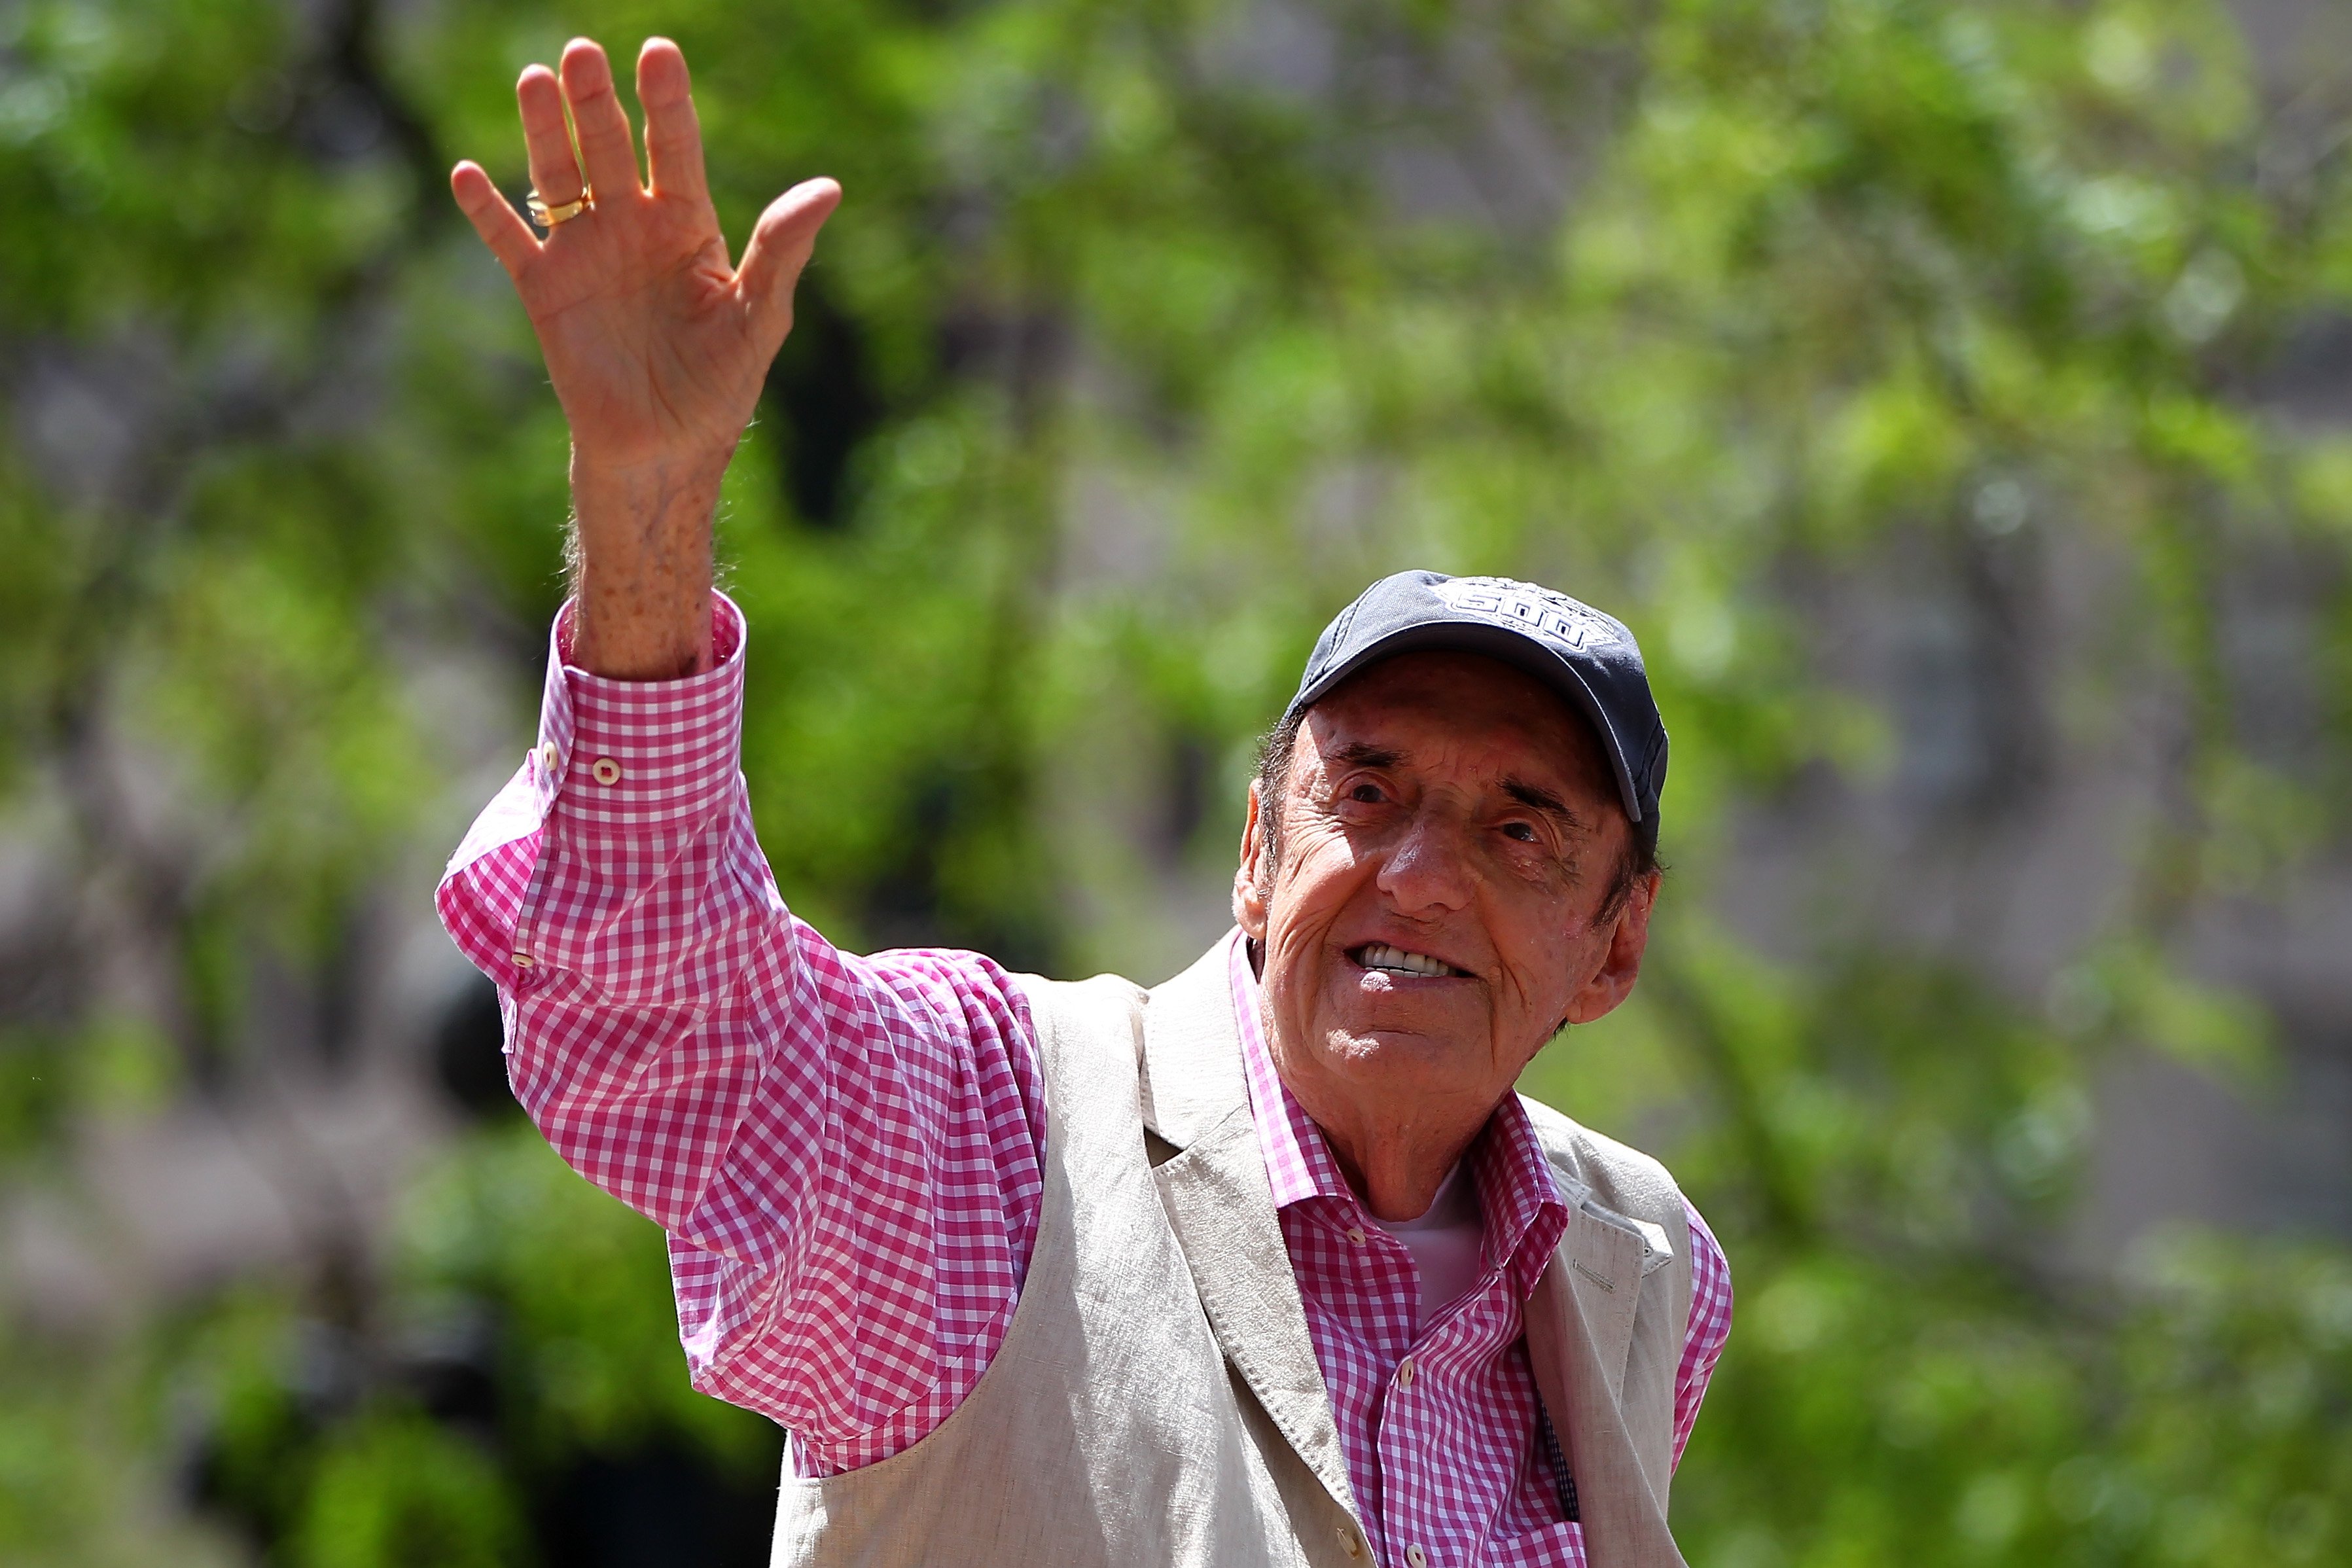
[{"xmin": 568, "ymin": 441, "xmax": 733, "ymax": 680}]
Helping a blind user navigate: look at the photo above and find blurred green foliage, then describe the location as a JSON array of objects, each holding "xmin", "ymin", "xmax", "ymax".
[{"xmin": 3, "ymin": 0, "xmax": 2351, "ymax": 1563}]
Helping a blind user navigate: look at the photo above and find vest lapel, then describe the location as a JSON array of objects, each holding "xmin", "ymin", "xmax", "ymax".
[
  {"xmin": 1564, "ymin": 1207, "xmax": 1644, "ymax": 1401},
  {"xmin": 1142, "ymin": 939, "xmax": 1361, "ymax": 1523},
  {"xmin": 1525, "ymin": 1211, "xmax": 1686, "ymax": 1568}
]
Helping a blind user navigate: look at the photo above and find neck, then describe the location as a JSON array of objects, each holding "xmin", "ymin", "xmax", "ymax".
[{"xmin": 1300, "ymin": 1092, "xmax": 1489, "ymax": 1222}]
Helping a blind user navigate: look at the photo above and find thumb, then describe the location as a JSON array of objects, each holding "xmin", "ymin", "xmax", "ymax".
[{"xmin": 739, "ymin": 177, "xmax": 842, "ymax": 344}]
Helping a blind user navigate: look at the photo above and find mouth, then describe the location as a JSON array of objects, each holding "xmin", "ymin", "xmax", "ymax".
[{"xmin": 1348, "ymin": 943, "xmax": 1467, "ymax": 980}]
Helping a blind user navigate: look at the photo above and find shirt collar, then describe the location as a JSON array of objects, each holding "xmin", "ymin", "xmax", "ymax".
[
  {"xmin": 1224, "ymin": 931, "xmax": 1569, "ymax": 1287},
  {"xmin": 1228, "ymin": 930, "xmax": 1336, "ymax": 1211}
]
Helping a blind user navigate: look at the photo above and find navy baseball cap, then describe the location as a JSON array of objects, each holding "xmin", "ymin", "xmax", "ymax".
[{"xmin": 1283, "ymin": 570, "xmax": 1669, "ymax": 849}]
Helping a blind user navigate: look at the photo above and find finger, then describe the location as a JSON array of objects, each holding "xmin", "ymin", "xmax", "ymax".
[
  {"xmin": 451, "ymin": 161, "xmax": 541, "ymax": 278},
  {"xmin": 560, "ymin": 37, "xmax": 643, "ymax": 201},
  {"xmin": 738, "ymin": 179, "xmax": 843, "ymax": 341},
  {"xmin": 638, "ymin": 37, "xmax": 707, "ymax": 206},
  {"xmin": 516, "ymin": 64, "xmax": 584, "ymax": 208}
]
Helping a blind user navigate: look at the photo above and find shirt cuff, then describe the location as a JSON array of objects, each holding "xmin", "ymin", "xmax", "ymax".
[{"xmin": 530, "ymin": 592, "xmax": 749, "ymax": 834}]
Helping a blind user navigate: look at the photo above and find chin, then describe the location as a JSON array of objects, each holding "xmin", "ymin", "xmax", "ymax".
[{"xmin": 1320, "ymin": 1020, "xmax": 1475, "ymax": 1070}]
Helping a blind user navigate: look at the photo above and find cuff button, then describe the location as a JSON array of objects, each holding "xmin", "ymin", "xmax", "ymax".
[{"xmin": 590, "ymin": 758, "xmax": 623, "ymax": 786}]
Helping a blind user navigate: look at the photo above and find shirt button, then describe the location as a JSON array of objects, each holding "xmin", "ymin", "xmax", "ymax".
[
  {"xmin": 511, "ymin": 952, "xmax": 535, "ymax": 970},
  {"xmin": 1397, "ymin": 1355, "xmax": 1416, "ymax": 1390},
  {"xmin": 537, "ymin": 740, "xmax": 560, "ymax": 776},
  {"xmin": 1345, "ymin": 1227, "xmax": 1367, "ymax": 1245},
  {"xmin": 1407, "ymin": 1546, "xmax": 1429, "ymax": 1568},
  {"xmin": 1335, "ymin": 1524, "xmax": 1364, "ymax": 1558},
  {"xmin": 590, "ymin": 757, "xmax": 623, "ymax": 786}
]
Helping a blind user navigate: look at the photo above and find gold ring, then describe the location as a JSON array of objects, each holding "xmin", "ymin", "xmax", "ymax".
[{"xmin": 527, "ymin": 187, "xmax": 594, "ymax": 227}]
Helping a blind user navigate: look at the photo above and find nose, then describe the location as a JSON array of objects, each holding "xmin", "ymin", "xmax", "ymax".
[{"xmin": 1373, "ymin": 806, "xmax": 1476, "ymax": 916}]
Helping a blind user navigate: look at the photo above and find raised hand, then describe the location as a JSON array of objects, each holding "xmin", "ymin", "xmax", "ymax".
[{"xmin": 450, "ymin": 37, "xmax": 838, "ymax": 679}]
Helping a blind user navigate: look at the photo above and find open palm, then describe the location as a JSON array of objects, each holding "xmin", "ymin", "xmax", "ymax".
[{"xmin": 450, "ymin": 37, "xmax": 838, "ymax": 472}]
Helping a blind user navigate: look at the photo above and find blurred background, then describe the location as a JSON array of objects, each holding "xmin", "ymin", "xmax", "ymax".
[{"xmin": 3, "ymin": 0, "xmax": 2351, "ymax": 1563}]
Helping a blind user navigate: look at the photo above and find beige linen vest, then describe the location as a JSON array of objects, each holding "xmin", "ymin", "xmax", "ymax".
[{"xmin": 770, "ymin": 939, "xmax": 1696, "ymax": 1568}]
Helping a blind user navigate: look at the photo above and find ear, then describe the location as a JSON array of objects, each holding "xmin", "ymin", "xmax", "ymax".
[
  {"xmin": 1561, "ymin": 870, "xmax": 1659, "ymax": 1025},
  {"xmin": 1233, "ymin": 777, "xmax": 1270, "ymax": 940}
]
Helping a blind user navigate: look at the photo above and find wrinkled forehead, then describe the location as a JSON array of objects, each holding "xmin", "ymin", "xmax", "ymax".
[{"xmin": 1293, "ymin": 649, "xmax": 1618, "ymax": 800}]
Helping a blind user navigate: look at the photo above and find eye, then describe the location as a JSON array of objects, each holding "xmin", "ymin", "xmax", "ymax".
[
  {"xmin": 1501, "ymin": 821, "xmax": 1539, "ymax": 843},
  {"xmin": 1348, "ymin": 782, "xmax": 1385, "ymax": 804}
]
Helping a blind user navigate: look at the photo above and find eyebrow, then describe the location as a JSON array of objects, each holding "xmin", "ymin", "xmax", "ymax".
[
  {"xmin": 1329, "ymin": 741, "xmax": 1405, "ymax": 770},
  {"xmin": 1501, "ymin": 775, "xmax": 1591, "ymax": 831}
]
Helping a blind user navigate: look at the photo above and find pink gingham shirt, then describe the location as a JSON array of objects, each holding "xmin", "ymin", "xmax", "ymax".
[
  {"xmin": 440, "ymin": 597, "xmax": 1732, "ymax": 1563},
  {"xmin": 1228, "ymin": 935, "xmax": 1732, "ymax": 1565}
]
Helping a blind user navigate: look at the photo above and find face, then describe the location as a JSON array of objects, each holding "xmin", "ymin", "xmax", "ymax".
[{"xmin": 1233, "ymin": 652, "xmax": 1657, "ymax": 1183}]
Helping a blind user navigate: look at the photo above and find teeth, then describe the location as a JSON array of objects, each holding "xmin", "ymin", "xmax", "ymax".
[{"xmin": 1358, "ymin": 944, "xmax": 1458, "ymax": 978}]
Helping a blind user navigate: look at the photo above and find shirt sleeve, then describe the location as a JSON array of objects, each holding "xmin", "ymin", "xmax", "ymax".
[
  {"xmin": 437, "ymin": 594, "xmax": 1048, "ymax": 1474},
  {"xmin": 1670, "ymin": 1197, "xmax": 1733, "ymax": 1469}
]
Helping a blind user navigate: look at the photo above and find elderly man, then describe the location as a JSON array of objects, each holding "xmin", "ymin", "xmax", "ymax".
[{"xmin": 442, "ymin": 36, "xmax": 1730, "ymax": 1568}]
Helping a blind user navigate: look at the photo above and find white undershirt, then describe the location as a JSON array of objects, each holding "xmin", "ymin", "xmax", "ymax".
[{"xmin": 1366, "ymin": 1160, "xmax": 1488, "ymax": 1330}]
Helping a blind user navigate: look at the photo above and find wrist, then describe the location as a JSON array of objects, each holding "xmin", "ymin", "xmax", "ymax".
[
  {"xmin": 569, "ymin": 437, "xmax": 738, "ymax": 491},
  {"xmin": 567, "ymin": 438, "xmax": 732, "ymax": 555}
]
